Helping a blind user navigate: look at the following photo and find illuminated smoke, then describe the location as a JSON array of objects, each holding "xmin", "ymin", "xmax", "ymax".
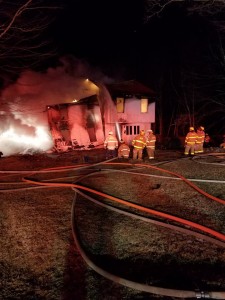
[{"xmin": 0, "ymin": 57, "xmax": 114, "ymax": 157}]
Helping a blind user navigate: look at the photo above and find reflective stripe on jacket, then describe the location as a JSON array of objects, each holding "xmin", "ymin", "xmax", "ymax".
[
  {"xmin": 146, "ymin": 134, "xmax": 156, "ymax": 149},
  {"xmin": 185, "ymin": 132, "xmax": 198, "ymax": 145},
  {"xmin": 104, "ymin": 135, "xmax": 118, "ymax": 150},
  {"xmin": 196, "ymin": 130, "xmax": 205, "ymax": 144},
  {"xmin": 118, "ymin": 144, "xmax": 130, "ymax": 156},
  {"xmin": 132, "ymin": 135, "xmax": 146, "ymax": 149}
]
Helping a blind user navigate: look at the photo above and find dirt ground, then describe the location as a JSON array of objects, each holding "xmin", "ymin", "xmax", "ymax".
[{"xmin": 1, "ymin": 148, "xmax": 225, "ymax": 300}]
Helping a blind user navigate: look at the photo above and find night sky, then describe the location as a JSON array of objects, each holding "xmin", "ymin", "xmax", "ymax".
[
  {"xmin": 51, "ymin": 0, "xmax": 143, "ymax": 63},
  {"xmin": 0, "ymin": 0, "xmax": 221, "ymax": 137},
  {"xmin": 0, "ymin": 1, "xmax": 224, "ymax": 157},
  {"xmin": 49, "ymin": 1, "xmax": 224, "ymax": 83},
  {"xmin": 46, "ymin": 1, "xmax": 225, "ymax": 136}
]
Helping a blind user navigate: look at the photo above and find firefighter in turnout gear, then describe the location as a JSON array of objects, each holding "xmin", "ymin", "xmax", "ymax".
[
  {"xmin": 184, "ymin": 127, "xmax": 198, "ymax": 156},
  {"xmin": 104, "ymin": 131, "xmax": 118, "ymax": 159},
  {"xmin": 146, "ymin": 129, "xmax": 156, "ymax": 159},
  {"xmin": 132, "ymin": 129, "xmax": 146, "ymax": 160},
  {"xmin": 118, "ymin": 140, "xmax": 130, "ymax": 159},
  {"xmin": 195, "ymin": 126, "xmax": 205, "ymax": 154}
]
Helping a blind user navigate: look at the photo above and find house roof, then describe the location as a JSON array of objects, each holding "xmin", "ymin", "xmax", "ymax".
[
  {"xmin": 54, "ymin": 94, "xmax": 98, "ymax": 108},
  {"xmin": 106, "ymin": 80, "xmax": 156, "ymax": 98}
]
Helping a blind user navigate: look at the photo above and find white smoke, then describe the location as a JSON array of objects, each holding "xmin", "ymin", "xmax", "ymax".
[{"xmin": 0, "ymin": 56, "xmax": 114, "ymax": 157}]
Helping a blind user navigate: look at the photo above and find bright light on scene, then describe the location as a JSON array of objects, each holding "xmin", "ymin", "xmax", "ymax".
[{"xmin": 0, "ymin": 115, "xmax": 53, "ymax": 156}]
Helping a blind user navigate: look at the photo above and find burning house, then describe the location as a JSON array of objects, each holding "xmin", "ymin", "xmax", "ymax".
[
  {"xmin": 47, "ymin": 80, "xmax": 156, "ymax": 151},
  {"xmin": 106, "ymin": 80, "xmax": 156, "ymax": 145},
  {"xmin": 0, "ymin": 65, "xmax": 156, "ymax": 156}
]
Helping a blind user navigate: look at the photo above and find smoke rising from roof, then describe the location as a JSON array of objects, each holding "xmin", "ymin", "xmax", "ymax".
[{"xmin": 0, "ymin": 56, "xmax": 114, "ymax": 156}]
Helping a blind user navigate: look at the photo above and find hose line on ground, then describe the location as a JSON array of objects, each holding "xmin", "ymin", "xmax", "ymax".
[{"xmin": 71, "ymin": 193, "xmax": 225, "ymax": 299}]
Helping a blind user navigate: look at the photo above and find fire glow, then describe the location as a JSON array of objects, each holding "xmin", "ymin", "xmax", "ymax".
[
  {"xmin": 0, "ymin": 119, "xmax": 53, "ymax": 156},
  {"xmin": 0, "ymin": 60, "xmax": 104, "ymax": 157}
]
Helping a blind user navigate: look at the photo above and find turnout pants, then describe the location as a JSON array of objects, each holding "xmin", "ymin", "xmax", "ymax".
[{"xmin": 133, "ymin": 148, "xmax": 143, "ymax": 160}]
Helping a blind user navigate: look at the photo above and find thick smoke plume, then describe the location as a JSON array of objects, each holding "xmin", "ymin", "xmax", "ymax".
[{"xmin": 0, "ymin": 57, "xmax": 113, "ymax": 156}]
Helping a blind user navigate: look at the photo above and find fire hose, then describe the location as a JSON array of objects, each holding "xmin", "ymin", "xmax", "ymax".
[{"xmin": 1, "ymin": 157, "xmax": 225, "ymax": 298}]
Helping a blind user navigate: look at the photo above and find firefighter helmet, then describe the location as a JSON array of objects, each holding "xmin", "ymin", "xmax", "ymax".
[
  {"xmin": 140, "ymin": 130, "xmax": 145, "ymax": 136},
  {"xmin": 108, "ymin": 131, "xmax": 113, "ymax": 135},
  {"xmin": 200, "ymin": 126, "xmax": 204, "ymax": 130},
  {"xmin": 189, "ymin": 127, "xmax": 194, "ymax": 131},
  {"xmin": 148, "ymin": 129, "xmax": 153, "ymax": 133}
]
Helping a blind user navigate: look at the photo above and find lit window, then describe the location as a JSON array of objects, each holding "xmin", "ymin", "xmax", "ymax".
[
  {"xmin": 116, "ymin": 97, "xmax": 124, "ymax": 113},
  {"xmin": 141, "ymin": 98, "xmax": 148, "ymax": 113}
]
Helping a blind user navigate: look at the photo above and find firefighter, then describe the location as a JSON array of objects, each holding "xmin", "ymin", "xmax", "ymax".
[
  {"xmin": 146, "ymin": 129, "xmax": 156, "ymax": 159},
  {"xmin": 132, "ymin": 129, "xmax": 146, "ymax": 160},
  {"xmin": 118, "ymin": 139, "xmax": 130, "ymax": 159},
  {"xmin": 195, "ymin": 126, "xmax": 205, "ymax": 154},
  {"xmin": 184, "ymin": 127, "xmax": 198, "ymax": 156},
  {"xmin": 104, "ymin": 131, "xmax": 118, "ymax": 159}
]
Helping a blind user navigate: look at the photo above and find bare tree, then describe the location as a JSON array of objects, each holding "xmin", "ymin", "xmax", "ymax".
[
  {"xmin": 144, "ymin": 0, "xmax": 225, "ymax": 21},
  {"xmin": 0, "ymin": 0, "xmax": 62, "ymax": 83},
  {"xmin": 143, "ymin": 0, "xmax": 225, "ymax": 138}
]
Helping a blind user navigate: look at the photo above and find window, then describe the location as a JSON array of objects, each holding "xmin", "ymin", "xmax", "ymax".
[
  {"xmin": 116, "ymin": 97, "xmax": 124, "ymax": 113},
  {"xmin": 125, "ymin": 125, "xmax": 140, "ymax": 135},
  {"xmin": 134, "ymin": 125, "xmax": 140, "ymax": 135},
  {"xmin": 141, "ymin": 98, "xmax": 148, "ymax": 113}
]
